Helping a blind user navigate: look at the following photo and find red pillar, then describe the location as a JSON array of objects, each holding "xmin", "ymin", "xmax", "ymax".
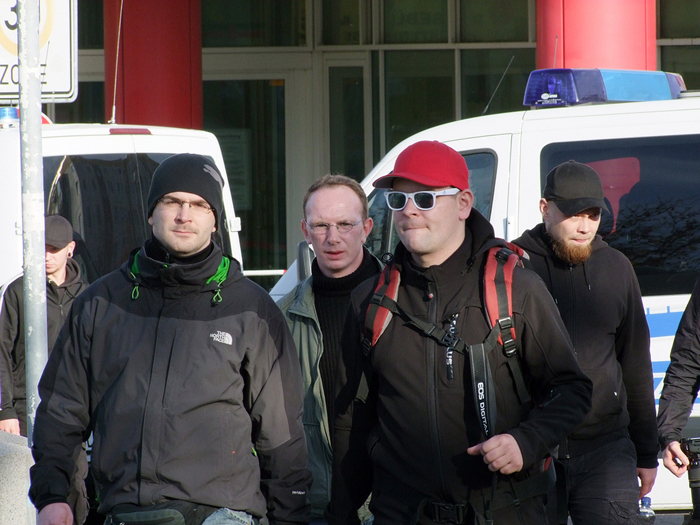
[
  {"xmin": 103, "ymin": 0, "xmax": 203, "ymax": 128},
  {"xmin": 537, "ymin": 0, "xmax": 656, "ymax": 71}
]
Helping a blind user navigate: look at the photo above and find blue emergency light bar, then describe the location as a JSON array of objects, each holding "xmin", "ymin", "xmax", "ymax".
[
  {"xmin": 0, "ymin": 106, "xmax": 19, "ymax": 128},
  {"xmin": 523, "ymin": 68, "xmax": 686, "ymax": 107}
]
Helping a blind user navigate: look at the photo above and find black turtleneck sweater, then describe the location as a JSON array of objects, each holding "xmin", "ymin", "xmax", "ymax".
[
  {"xmin": 312, "ymin": 249, "xmax": 379, "ymax": 421},
  {"xmin": 144, "ymin": 236, "xmax": 214, "ymax": 265}
]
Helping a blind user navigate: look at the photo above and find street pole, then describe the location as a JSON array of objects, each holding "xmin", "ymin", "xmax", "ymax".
[{"xmin": 17, "ymin": 0, "xmax": 48, "ymax": 458}]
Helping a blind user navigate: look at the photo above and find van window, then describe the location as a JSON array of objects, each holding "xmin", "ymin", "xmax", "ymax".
[
  {"xmin": 365, "ymin": 150, "xmax": 497, "ymax": 258},
  {"xmin": 541, "ymin": 135, "xmax": 700, "ymax": 296},
  {"xmin": 44, "ymin": 153, "xmax": 232, "ymax": 283}
]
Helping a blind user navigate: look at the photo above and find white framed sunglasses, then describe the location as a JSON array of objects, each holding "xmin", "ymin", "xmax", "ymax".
[{"xmin": 384, "ymin": 188, "xmax": 461, "ymax": 211}]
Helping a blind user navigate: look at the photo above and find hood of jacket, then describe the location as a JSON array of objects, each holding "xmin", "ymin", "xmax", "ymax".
[
  {"xmin": 514, "ymin": 222, "xmax": 607, "ymax": 297},
  {"xmin": 123, "ymin": 241, "xmax": 244, "ymax": 301},
  {"xmin": 515, "ymin": 222, "xmax": 607, "ymax": 258},
  {"xmin": 47, "ymin": 258, "xmax": 87, "ymax": 303}
]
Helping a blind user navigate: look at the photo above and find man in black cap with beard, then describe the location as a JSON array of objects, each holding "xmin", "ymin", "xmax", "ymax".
[
  {"xmin": 29, "ymin": 153, "xmax": 311, "ymax": 525},
  {"xmin": 513, "ymin": 160, "xmax": 658, "ymax": 524}
]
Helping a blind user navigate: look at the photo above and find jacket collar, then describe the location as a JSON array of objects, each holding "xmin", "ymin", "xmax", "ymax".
[
  {"xmin": 125, "ymin": 241, "xmax": 242, "ymax": 291},
  {"xmin": 287, "ymin": 248, "xmax": 383, "ymax": 319},
  {"xmin": 396, "ymin": 208, "xmax": 500, "ymax": 287}
]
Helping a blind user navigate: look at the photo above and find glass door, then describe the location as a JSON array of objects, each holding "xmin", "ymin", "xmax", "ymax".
[{"xmin": 203, "ymin": 79, "xmax": 287, "ymax": 290}]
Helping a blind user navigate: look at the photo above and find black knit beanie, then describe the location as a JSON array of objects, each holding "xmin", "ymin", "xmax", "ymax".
[{"xmin": 147, "ymin": 153, "xmax": 225, "ymax": 227}]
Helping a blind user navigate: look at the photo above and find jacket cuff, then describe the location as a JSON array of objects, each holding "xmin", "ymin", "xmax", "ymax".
[
  {"xmin": 636, "ymin": 453, "xmax": 660, "ymax": 469},
  {"xmin": 35, "ymin": 495, "xmax": 69, "ymax": 512},
  {"xmin": 659, "ymin": 434, "xmax": 681, "ymax": 450},
  {"xmin": 0, "ymin": 408, "xmax": 18, "ymax": 421}
]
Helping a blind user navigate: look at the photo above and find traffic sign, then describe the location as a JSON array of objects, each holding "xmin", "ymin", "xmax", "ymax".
[{"xmin": 0, "ymin": 0, "xmax": 77, "ymax": 102}]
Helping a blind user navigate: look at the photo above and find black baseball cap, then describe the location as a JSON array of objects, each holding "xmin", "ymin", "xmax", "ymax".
[
  {"xmin": 543, "ymin": 160, "xmax": 609, "ymax": 216},
  {"xmin": 45, "ymin": 215, "xmax": 74, "ymax": 249}
]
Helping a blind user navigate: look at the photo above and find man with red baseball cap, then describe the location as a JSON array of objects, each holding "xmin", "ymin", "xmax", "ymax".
[{"xmin": 326, "ymin": 141, "xmax": 592, "ymax": 524}]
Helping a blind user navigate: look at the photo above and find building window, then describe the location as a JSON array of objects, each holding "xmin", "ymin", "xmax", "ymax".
[
  {"xmin": 384, "ymin": 0, "xmax": 448, "ymax": 44},
  {"xmin": 203, "ymin": 80, "xmax": 287, "ymax": 290},
  {"xmin": 460, "ymin": 0, "xmax": 529, "ymax": 43},
  {"xmin": 323, "ymin": 0, "xmax": 361, "ymax": 45},
  {"xmin": 659, "ymin": 0, "xmax": 700, "ymax": 39},
  {"xmin": 329, "ymin": 67, "xmax": 365, "ymax": 181},
  {"xmin": 78, "ymin": 0, "xmax": 104, "ymax": 49},
  {"xmin": 202, "ymin": 0, "xmax": 306, "ymax": 47},
  {"xmin": 461, "ymin": 48, "xmax": 535, "ymax": 118},
  {"xmin": 661, "ymin": 47, "xmax": 700, "ymax": 90},
  {"xmin": 384, "ymin": 50, "xmax": 454, "ymax": 150}
]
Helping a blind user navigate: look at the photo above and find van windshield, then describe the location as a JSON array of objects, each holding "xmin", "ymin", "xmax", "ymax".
[
  {"xmin": 541, "ymin": 135, "xmax": 700, "ymax": 296},
  {"xmin": 365, "ymin": 151, "xmax": 496, "ymax": 258},
  {"xmin": 44, "ymin": 153, "xmax": 231, "ymax": 284}
]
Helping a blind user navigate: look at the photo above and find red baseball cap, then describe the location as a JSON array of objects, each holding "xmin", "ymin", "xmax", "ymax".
[{"xmin": 373, "ymin": 141, "xmax": 469, "ymax": 190}]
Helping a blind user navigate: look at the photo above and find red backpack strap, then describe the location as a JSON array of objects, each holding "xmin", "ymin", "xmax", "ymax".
[
  {"xmin": 357, "ymin": 262, "xmax": 400, "ymax": 403},
  {"xmin": 484, "ymin": 246, "xmax": 519, "ymax": 345},
  {"xmin": 483, "ymin": 245, "xmax": 530, "ymax": 405},
  {"xmin": 362, "ymin": 262, "xmax": 400, "ymax": 355}
]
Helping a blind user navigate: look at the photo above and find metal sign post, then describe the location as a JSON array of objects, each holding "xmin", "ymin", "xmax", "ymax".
[{"xmin": 17, "ymin": 0, "xmax": 47, "ymax": 455}]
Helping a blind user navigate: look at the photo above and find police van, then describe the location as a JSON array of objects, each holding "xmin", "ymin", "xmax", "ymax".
[
  {"xmin": 271, "ymin": 68, "xmax": 700, "ymax": 511},
  {"xmin": 0, "ymin": 108, "xmax": 243, "ymax": 289}
]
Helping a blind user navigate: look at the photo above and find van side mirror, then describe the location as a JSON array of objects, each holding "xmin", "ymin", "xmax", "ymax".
[{"xmin": 297, "ymin": 241, "xmax": 313, "ymax": 282}]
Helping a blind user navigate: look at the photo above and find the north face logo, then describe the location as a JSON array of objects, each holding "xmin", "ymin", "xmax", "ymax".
[{"xmin": 210, "ymin": 331, "xmax": 233, "ymax": 345}]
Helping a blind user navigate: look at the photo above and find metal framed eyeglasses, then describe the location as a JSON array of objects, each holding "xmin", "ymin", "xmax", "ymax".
[
  {"xmin": 304, "ymin": 219, "xmax": 364, "ymax": 236},
  {"xmin": 158, "ymin": 197, "xmax": 213, "ymax": 215}
]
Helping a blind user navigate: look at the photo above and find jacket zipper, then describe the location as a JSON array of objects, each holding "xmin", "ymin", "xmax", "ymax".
[
  {"xmin": 568, "ymin": 264, "xmax": 577, "ymax": 350},
  {"xmin": 426, "ymin": 280, "xmax": 449, "ymax": 499}
]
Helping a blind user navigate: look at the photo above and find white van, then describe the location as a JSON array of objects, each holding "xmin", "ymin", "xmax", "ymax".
[
  {"xmin": 272, "ymin": 68, "xmax": 700, "ymax": 511},
  {"xmin": 0, "ymin": 113, "xmax": 242, "ymax": 289}
]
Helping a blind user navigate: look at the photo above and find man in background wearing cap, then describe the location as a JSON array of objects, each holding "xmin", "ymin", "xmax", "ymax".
[
  {"xmin": 513, "ymin": 160, "xmax": 657, "ymax": 524},
  {"xmin": 0, "ymin": 214, "xmax": 87, "ymax": 437},
  {"xmin": 29, "ymin": 153, "xmax": 311, "ymax": 525},
  {"xmin": 326, "ymin": 141, "xmax": 591, "ymax": 524},
  {"xmin": 0, "ymin": 215, "xmax": 89, "ymax": 525}
]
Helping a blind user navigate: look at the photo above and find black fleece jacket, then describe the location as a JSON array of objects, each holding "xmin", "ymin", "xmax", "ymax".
[
  {"xmin": 514, "ymin": 223, "xmax": 658, "ymax": 468},
  {"xmin": 0, "ymin": 259, "xmax": 87, "ymax": 425},
  {"xmin": 327, "ymin": 211, "xmax": 592, "ymax": 523},
  {"xmin": 658, "ymin": 276, "xmax": 700, "ymax": 448}
]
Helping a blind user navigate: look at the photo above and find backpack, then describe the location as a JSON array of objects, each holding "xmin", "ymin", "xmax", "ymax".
[{"xmin": 358, "ymin": 242, "xmax": 530, "ymax": 441}]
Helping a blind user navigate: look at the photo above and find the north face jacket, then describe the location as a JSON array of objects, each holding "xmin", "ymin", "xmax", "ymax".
[
  {"xmin": 277, "ymin": 249, "xmax": 382, "ymax": 520},
  {"xmin": 29, "ymin": 242, "xmax": 312, "ymax": 525},
  {"xmin": 513, "ymin": 223, "xmax": 658, "ymax": 468},
  {"xmin": 0, "ymin": 258, "xmax": 88, "ymax": 429},
  {"xmin": 327, "ymin": 210, "xmax": 592, "ymax": 523}
]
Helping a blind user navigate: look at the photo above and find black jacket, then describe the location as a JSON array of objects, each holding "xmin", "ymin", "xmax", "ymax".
[
  {"xmin": 327, "ymin": 211, "xmax": 592, "ymax": 522},
  {"xmin": 514, "ymin": 223, "xmax": 658, "ymax": 468},
  {"xmin": 658, "ymin": 276, "xmax": 700, "ymax": 447},
  {"xmin": 29, "ymin": 243, "xmax": 312, "ymax": 524},
  {"xmin": 0, "ymin": 259, "xmax": 87, "ymax": 424}
]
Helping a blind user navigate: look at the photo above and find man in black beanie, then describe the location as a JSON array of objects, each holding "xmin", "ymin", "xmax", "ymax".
[{"xmin": 30, "ymin": 153, "xmax": 312, "ymax": 525}]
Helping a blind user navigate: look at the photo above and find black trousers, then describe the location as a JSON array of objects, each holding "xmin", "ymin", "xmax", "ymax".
[{"xmin": 550, "ymin": 436, "xmax": 644, "ymax": 525}]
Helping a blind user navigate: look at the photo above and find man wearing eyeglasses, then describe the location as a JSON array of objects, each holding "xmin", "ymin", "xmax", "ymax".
[
  {"xmin": 29, "ymin": 153, "xmax": 312, "ymax": 525},
  {"xmin": 278, "ymin": 175, "xmax": 381, "ymax": 524},
  {"xmin": 326, "ymin": 141, "xmax": 591, "ymax": 525}
]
